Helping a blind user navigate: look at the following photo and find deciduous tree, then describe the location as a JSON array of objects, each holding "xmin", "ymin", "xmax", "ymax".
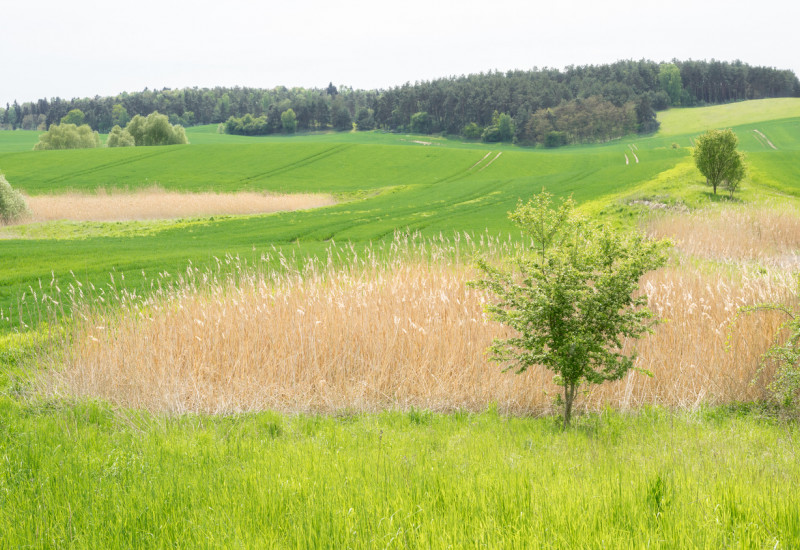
[
  {"xmin": 693, "ymin": 129, "xmax": 746, "ymax": 197},
  {"xmin": 472, "ymin": 191, "xmax": 668, "ymax": 426}
]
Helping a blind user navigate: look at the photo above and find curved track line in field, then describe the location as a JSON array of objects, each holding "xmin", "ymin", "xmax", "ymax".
[
  {"xmin": 632, "ymin": 152, "xmax": 639, "ymax": 164},
  {"xmin": 42, "ymin": 147, "xmax": 178, "ymax": 185},
  {"xmin": 469, "ymin": 152, "xmax": 493, "ymax": 170},
  {"xmin": 478, "ymin": 152, "xmax": 502, "ymax": 172},
  {"xmin": 625, "ymin": 153, "xmax": 629, "ymax": 165},
  {"xmin": 753, "ymin": 129, "xmax": 778, "ymax": 150},
  {"xmin": 238, "ymin": 144, "xmax": 354, "ymax": 183}
]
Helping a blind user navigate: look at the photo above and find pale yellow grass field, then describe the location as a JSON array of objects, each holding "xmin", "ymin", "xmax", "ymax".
[
  {"xmin": 20, "ymin": 187, "xmax": 336, "ymax": 222},
  {"xmin": 41, "ymin": 219, "xmax": 797, "ymax": 415}
]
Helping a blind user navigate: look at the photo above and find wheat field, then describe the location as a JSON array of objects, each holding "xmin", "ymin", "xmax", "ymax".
[{"xmin": 36, "ymin": 207, "xmax": 798, "ymax": 415}]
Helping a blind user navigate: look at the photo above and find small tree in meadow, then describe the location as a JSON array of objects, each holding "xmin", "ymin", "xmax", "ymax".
[
  {"xmin": 472, "ymin": 191, "xmax": 669, "ymax": 426},
  {"xmin": 693, "ymin": 129, "xmax": 746, "ymax": 197}
]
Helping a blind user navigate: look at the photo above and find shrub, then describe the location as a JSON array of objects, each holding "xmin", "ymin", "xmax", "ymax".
[
  {"xmin": 34, "ymin": 123, "xmax": 101, "ymax": 150},
  {"xmin": 123, "ymin": 112, "xmax": 188, "ymax": 146},
  {"xmin": 0, "ymin": 173, "xmax": 30, "ymax": 224},
  {"xmin": 107, "ymin": 125, "xmax": 135, "ymax": 147}
]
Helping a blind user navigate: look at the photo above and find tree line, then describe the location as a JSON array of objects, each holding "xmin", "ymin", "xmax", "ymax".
[{"xmin": 2, "ymin": 59, "xmax": 797, "ymax": 145}]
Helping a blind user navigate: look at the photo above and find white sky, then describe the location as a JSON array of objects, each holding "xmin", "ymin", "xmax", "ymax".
[{"xmin": 2, "ymin": 0, "xmax": 798, "ymax": 106}]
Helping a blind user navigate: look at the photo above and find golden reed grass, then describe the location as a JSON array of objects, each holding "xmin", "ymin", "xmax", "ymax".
[
  {"xmin": 32, "ymin": 221, "xmax": 797, "ymax": 415},
  {"xmin": 646, "ymin": 203, "xmax": 800, "ymax": 266},
  {"xmin": 19, "ymin": 186, "xmax": 336, "ymax": 223}
]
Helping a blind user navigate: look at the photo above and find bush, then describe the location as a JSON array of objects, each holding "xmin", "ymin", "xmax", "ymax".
[
  {"xmin": 544, "ymin": 131, "xmax": 568, "ymax": 148},
  {"xmin": 107, "ymin": 125, "xmax": 135, "ymax": 147},
  {"xmin": 34, "ymin": 123, "xmax": 101, "ymax": 150},
  {"xmin": 122, "ymin": 112, "xmax": 188, "ymax": 146},
  {"xmin": 462, "ymin": 122, "xmax": 482, "ymax": 140},
  {"xmin": 0, "ymin": 173, "xmax": 30, "ymax": 225}
]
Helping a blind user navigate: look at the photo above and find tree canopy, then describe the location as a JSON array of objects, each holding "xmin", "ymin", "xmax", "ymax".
[
  {"xmin": 6, "ymin": 59, "xmax": 797, "ymax": 142},
  {"xmin": 693, "ymin": 129, "xmax": 746, "ymax": 197}
]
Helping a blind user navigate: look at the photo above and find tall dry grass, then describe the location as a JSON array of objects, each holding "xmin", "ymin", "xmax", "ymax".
[
  {"xmin": 646, "ymin": 203, "xmax": 800, "ymax": 266},
  {"xmin": 18, "ymin": 186, "xmax": 336, "ymax": 223},
  {"xmin": 33, "ymin": 225, "xmax": 797, "ymax": 415}
]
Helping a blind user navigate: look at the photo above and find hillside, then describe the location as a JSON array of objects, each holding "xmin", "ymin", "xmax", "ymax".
[{"xmin": 1, "ymin": 99, "xmax": 800, "ymax": 314}]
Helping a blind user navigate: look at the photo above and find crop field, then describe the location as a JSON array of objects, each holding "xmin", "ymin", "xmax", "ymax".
[{"xmin": 2, "ymin": 98, "xmax": 800, "ymax": 547}]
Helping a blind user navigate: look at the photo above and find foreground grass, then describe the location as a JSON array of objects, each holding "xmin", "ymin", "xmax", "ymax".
[{"xmin": 0, "ymin": 394, "xmax": 797, "ymax": 548}]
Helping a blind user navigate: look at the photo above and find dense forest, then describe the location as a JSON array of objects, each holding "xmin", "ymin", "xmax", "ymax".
[{"xmin": 2, "ymin": 59, "xmax": 798, "ymax": 146}]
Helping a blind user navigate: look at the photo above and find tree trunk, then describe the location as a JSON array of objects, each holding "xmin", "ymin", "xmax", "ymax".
[{"xmin": 563, "ymin": 384, "xmax": 575, "ymax": 428}]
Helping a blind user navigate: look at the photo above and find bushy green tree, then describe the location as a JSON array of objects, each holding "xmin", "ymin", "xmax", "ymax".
[
  {"xmin": 0, "ymin": 173, "xmax": 30, "ymax": 224},
  {"xmin": 693, "ymin": 129, "xmax": 746, "ymax": 197},
  {"xmin": 34, "ymin": 123, "xmax": 101, "ymax": 150},
  {"xmin": 658, "ymin": 63, "xmax": 683, "ymax": 106},
  {"xmin": 410, "ymin": 111, "xmax": 431, "ymax": 134},
  {"xmin": 482, "ymin": 111, "xmax": 515, "ymax": 143},
  {"xmin": 106, "ymin": 125, "xmax": 135, "ymax": 147},
  {"xmin": 331, "ymin": 103, "xmax": 352, "ymax": 131},
  {"xmin": 355, "ymin": 107, "xmax": 375, "ymax": 131},
  {"xmin": 122, "ymin": 112, "xmax": 188, "ymax": 146},
  {"xmin": 472, "ymin": 191, "xmax": 668, "ymax": 426},
  {"xmin": 60, "ymin": 109, "xmax": 86, "ymax": 126},
  {"xmin": 111, "ymin": 104, "xmax": 129, "ymax": 127},
  {"xmin": 281, "ymin": 108, "xmax": 297, "ymax": 134},
  {"xmin": 462, "ymin": 122, "xmax": 482, "ymax": 140}
]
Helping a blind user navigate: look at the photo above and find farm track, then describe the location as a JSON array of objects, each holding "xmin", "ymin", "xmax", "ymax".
[
  {"xmin": 436, "ymin": 150, "xmax": 499, "ymax": 185},
  {"xmin": 237, "ymin": 144, "xmax": 355, "ymax": 184}
]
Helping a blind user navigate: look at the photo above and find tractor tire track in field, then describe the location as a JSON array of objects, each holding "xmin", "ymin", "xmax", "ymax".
[
  {"xmin": 437, "ymin": 150, "xmax": 500, "ymax": 186},
  {"xmin": 238, "ymin": 144, "xmax": 354, "ymax": 184},
  {"xmin": 753, "ymin": 129, "xmax": 778, "ymax": 150},
  {"xmin": 42, "ymin": 147, "xmax": 178, "ymax": 185},
  {"xmin": 478, "ymin": 152, "xmax": 502, "ymax": 172}
]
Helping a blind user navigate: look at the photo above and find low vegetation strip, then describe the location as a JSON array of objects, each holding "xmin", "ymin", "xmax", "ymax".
[{"xmin": 14, "ymin": 187, "xmax": 336, "ymax": 223}]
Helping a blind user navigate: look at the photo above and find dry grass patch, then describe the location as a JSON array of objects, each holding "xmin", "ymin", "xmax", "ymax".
[
  {"xmin": 646, "ymin": 203, "xmax": 800, "ymax": 266},
  {"xmin": 33, "ymin": 231, "xmax": 797, "ymax": 416},
  {"xmin": 18, "ymin": 186, "xmax": 336, "ymax": 223}
]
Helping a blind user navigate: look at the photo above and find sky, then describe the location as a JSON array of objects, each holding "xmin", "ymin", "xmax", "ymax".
[{"xmin": 2, "ymin": 0, "xmax": 799, "ymax": 106}]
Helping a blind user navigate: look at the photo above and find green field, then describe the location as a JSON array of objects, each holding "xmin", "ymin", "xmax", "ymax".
[
  {"xmin": 3, "ymin": 98, "xmax": 800, "ymax": 547},
  {"xmin": 3, "ymin": 99, "xmax": 800, "ymax": 318}
]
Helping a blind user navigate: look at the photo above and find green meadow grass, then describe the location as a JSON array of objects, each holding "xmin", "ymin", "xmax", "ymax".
[
  {"xmin": 0, "ymin": 129, "xmax": 40, "ymax": 153},
  {"xmin": 0, "ymin": 391, "xmax": 797, "ymax": 548}
]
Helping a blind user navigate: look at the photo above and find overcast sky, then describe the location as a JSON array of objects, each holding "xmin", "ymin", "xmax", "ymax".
[{"xmin": 2, "ymin": 0, "xmax": 798, "ymax": 106}]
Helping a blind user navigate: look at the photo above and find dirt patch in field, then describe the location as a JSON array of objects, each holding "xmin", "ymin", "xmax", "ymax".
[{"xmin": 19, "ymin": 187, "xmax": 337, "ymax": 223}]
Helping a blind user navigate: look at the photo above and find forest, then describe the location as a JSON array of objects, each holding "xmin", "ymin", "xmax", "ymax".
[{"xmin": 2, "ymin": 59, "xmax": 798, "ymax": 145}]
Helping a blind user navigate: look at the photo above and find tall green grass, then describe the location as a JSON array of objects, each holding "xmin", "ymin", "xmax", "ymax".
[{"xmin": 0, "ymin": 397, "xmax": 797, "ymax": 548}]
